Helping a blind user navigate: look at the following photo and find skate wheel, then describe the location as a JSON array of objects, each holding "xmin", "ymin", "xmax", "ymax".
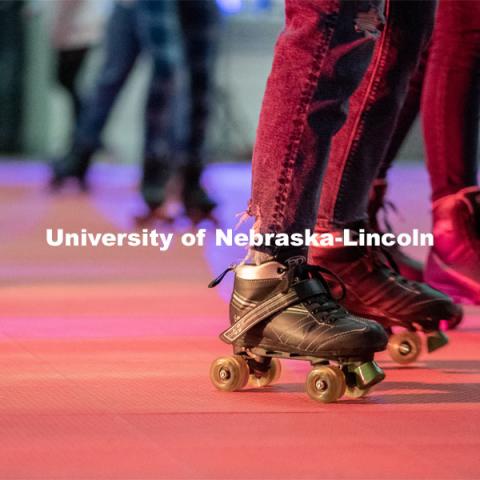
[
  {"xmin": 249, "ymin": 358, "xmax": 282, "ymax": 388},
  {"xmin": 305, "ymin": 365, "xmax": 344, "ymax": 403},
  {"xmin": 388, "ymin": 331, "xmax": 422, "ymax": 365},
  {"xmin": 210, "ymin": 355, "xmax": 249, "ymax": 392},
  {"xmin": 344, "ymin": 385, "xmax": 371, "ymax": 399},
  {"xmin": 330, "ymin": 365, "xmax": 346, "ymax": 398}
]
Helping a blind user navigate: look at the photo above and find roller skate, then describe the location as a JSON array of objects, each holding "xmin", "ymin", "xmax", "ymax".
[
  {"xmin": 134, "ymin": 201, "xmax": 174, "ymax": 227},
  {"xmin": 181, "ymin": 164, "xmax": 217, "ymax": 225},
  {"xmin": 309, "ymin": 241, "xmax": 463, "ymax": 365},
  {"xmin": 368, "ymin": 179, "xmax": 424, "ymax": 282},
  {"xmin": 208, "ymin": 253, "xmax": 387, "ymax": 403},
  {"xmin": 135, "ymin": 156, "xmax": 174, "ymax": 226},
  {"xmin": 425, "ymin": 186, "xmax": 480, "ymax": 307},
  {"xmin": 50, "ymin": 145, "xmax": 94, "ymax": 191}
]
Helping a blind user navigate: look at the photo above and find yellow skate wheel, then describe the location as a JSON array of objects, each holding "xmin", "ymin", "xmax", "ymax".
[
  {"xmin": 344, "ymin": 385, "xmax": 372, "ymax": 399},
  {"xmin": 331, "ymin": 366, "xmax": 346, "ymax": 399},
  {"xmin": 306, "ymin": 365, "xmax": 343, "ymax": 403},
  {"xmin": 388, "ymin": 331, "xmax": 422, "ymax": 365},
  {"xmin": 249, "ymin": 358, "xmax": 282, "ymax": 388},
  {"xmin": 210, "ymin": 355, "xmax": 249, "ymax": 392}
]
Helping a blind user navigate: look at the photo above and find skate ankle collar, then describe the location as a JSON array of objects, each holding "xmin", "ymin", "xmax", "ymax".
[{"xmin": 235, "ymin": 261, "xmax": 285, "ymax": 281}]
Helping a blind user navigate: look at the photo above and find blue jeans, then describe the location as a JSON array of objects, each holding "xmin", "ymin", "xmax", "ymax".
[
  {"xmin": 75, "ymin": 1, "xmax": 176, "ymax": 160},
  {"xmin": 315, "ymin": 0, "xmax": 435, "ymax": 230}
]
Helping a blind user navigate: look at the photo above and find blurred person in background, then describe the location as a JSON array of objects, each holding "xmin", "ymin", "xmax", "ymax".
[
  {"xmin": 364, "ymin": 0, "xmax": 480, "ymax": 306},
  {"xmin": 51, "ymin": 0, "xmax": 219, "ymax": 224},
  {"xmin": 0, "ymin": 0, "xmax": 25, "ymax": 153},
  {"xmin": 50, "ymin": 0, "xmax": 108, "ymax": 122}
]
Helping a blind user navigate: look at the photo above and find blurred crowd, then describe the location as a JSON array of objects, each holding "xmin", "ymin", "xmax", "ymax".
[
  {"xmin": 0, "ymin": 0, "xmax": 284, "ymax": 222},
  {"xmin": 48, "ymin": 0, "xmax": 221, "ymax": 223}
]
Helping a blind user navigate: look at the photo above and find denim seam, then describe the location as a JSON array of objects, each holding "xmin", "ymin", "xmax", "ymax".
[
  {"xmin": 329, "ymin": 0, "xmax": 392, "ymax": 227},
  {"xmin": 268, "ymin": 0, "xmax": 341, "ymax": 233}
]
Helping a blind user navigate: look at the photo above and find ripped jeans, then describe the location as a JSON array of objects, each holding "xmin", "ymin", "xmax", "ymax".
[{"xmin": 248, "ymin": 0, "xmax": 384, "ymax": 251}]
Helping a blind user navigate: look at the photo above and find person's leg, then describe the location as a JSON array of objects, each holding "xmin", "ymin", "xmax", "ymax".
[
  {"xmin": 52, "ymin": 3, "xmax": 141, "ymax": 187},
  {"xmin": 134, "ymin": 0, "xmax": 177, "ymax": 212},
  {"xmin": 316, "ymin": 0, "xmax": 435, "ymax": 231},
  {"xmin": 56, "ymin": 47, "xmax": 90, "ymax": 121},
  {"xmin": 209, "ymin": 0, "xmax": 388, "ymax": 402},
  {"xmin": 368, "ymin": 47, "xmax": 428, "ymax": 282},
  {"xmin": 177, "ymin": 0, "xmax": 219, "ymax": 220},
  {"xmin": 74, "ymin": 3, "xmax": 141, "ymax": 152},
  {"xmin": 423, "ymin": 0, "xmax": 480, "ymax": 305},
  {"xmin": 376, "ymin": 47, "xmax": 428, "ymax": 182},
  {"xmin": 177, "ymin": 0, "xmax": 218, "ymax": 164},
  {"xmin": 250, "ymin": 0, "xmax": 383, "ymax": 243},
  {"xmin": 309, "ymin": 0, "xmax": 462, "ymax": 361},
  {"xmin": 423, "ymin": 0, "xmax": 479, "ymax": 202}
]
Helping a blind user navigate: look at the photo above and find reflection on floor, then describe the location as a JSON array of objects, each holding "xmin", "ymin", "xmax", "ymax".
[{"xmin": 1, "ymin": 161, "xmax": 479, "ymax": 479}]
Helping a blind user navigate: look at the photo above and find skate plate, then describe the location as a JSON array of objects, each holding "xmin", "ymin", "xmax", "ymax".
[
  {"xmin": 426, "ymin": 330, "xmax": 449, "ymax": 353},
  {"xmin": 211, "ymin": 346, "xmax": 385, "ymax": 404}
]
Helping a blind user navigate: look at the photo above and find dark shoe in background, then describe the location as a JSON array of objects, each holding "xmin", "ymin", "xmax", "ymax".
[
  {"xmin": 309, "ymin": 242, "xmax": 463, "ymax": 364},
  {"xmin": 50, "ymin": 145, "xmax": 95, "ymax": 191},
  {"xmin": 181, "ymin": 163, "xmax": 217, "ymax": 225}
]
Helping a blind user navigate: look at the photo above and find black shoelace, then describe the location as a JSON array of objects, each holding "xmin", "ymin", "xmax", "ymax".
[
  {"xmin": 280, "ymin": 263, "xmax": 347, "ymax": 323},
  {"xmin": 368, "ymin": 245, "xmax": 418, "ymax": 288}
]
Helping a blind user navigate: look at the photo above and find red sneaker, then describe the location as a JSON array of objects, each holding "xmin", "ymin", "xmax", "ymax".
[{"xmin": 425, "ymin": 186, "xmax": 480, "ymax": 307}]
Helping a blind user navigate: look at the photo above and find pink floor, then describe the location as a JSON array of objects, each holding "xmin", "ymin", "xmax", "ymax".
[{"xmin": 1, "ymin": 162, "xmax": 480, "ymax": 479}]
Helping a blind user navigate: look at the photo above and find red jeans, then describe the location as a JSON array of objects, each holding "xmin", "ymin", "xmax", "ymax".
[
  {"xmin": 377, "ymin": 0, "xmax": 480, "ymax": 202},
  {"xmin": 423, "ymin": 0, "xmax": 480, "ymax": 201},
  {"xmin": 249, "ymin": 0, "xmax": 384, "ymax": 248}
]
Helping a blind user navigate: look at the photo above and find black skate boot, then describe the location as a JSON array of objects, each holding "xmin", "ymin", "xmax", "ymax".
[
  {"xmin": 181, "ymin": 163, "xmax": 217, "ymax": 225},
  {"xmin": 208, "ymin": 256, "xmax": 387, "ymax": 403},
  {"xmin": 136, "ymin": 156, "xmax": 174, "ymax": 226},
  {"xmin": 309, "ymin": 242, "xmax": 463, "ymax": 365},
  {"xmin": 50, "ymin": 145, "xmax": 95, "ymax": 191},
  {"xmin": 368, "ymin": 179, "xmax": 424, "ymax": 282}
]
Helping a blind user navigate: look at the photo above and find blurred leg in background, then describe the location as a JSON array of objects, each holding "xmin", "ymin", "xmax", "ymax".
[
  {"xmin": 50, "ymin": 0, "xmax": 106, "ymax": 123},
  {"xmin": 0, "ymin": 1, "xmax": 25, "ymax": 154},
  {"xmin": 136, "ymin": 0, "xmax": 177, "ymax": 215},
  {"xmin": 51, "ymin": 1, "xmax": 141, "ymax": 189},
  {"xmin": 178, "ymin": 0, "xmax": 219, "ymax": 221},
  {"xmin": 56, "ymin": 48, "xmax": 90, "ymax": 121},
  {"xmin": 140, "ymin": 0, "xmax": 219, "ymax": 223}
]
